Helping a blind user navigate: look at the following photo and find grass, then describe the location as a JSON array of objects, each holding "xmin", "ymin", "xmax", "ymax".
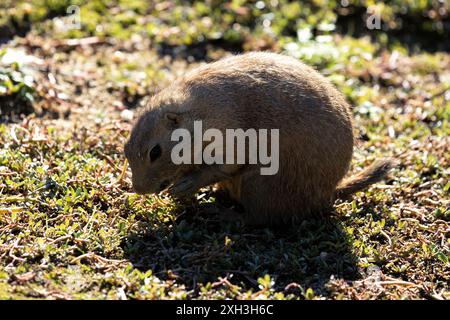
[{"xmin": 0, "ymin": 0, "xmax": 449, "ymax": 300}]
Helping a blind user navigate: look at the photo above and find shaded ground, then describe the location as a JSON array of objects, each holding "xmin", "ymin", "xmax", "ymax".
[{"xmin": 0, "ymin": 1, "xmax": 449, "ymax": 299}]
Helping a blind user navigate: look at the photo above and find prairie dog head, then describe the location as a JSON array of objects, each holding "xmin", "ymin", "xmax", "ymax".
[{"xmin": 124, "ymin": 91, "xmax": 192, "ymax": 195}]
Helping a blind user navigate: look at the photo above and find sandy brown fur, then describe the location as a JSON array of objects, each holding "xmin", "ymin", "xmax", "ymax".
[{"xmin": 124, "ymin": 52, "xmax": 393, "ymax": 227}]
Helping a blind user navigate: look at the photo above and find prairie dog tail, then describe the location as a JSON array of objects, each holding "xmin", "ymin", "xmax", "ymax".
[{"xmin": 334, "ymin": 159, "xmax": 394, "ymax": 200}]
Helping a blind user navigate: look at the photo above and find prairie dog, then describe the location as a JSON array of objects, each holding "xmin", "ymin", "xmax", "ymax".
[{"xmin": 124, "ymin": 52, "xmax": 392, "ymax": 226}]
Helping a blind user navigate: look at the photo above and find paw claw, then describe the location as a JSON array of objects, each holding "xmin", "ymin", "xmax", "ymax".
[{"xmin": 168, "ymin": 178, "xmax": 195, "ymax": 198}]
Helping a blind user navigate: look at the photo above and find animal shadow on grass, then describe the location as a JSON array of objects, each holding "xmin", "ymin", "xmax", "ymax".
[{"xmin": 121, "ymin": 202, "xmax": 359, "ymax": 298}]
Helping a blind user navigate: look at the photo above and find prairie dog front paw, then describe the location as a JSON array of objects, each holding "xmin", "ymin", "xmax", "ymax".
[{"xmin": 167, "ymin": 177, "xmax": 196, "ymax": 198}]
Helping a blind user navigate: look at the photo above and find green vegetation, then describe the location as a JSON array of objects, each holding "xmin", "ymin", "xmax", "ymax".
[
  {"xmin": 0, "ymin": 0, "xmax": 449, "ymax": 299},
  {"xmin": 1, "ymin": 0, "xmax": 449, "ymax": 48},
  {"xmin": 0, "ymin": 49, "xmax": 35, "ymax": 121}
]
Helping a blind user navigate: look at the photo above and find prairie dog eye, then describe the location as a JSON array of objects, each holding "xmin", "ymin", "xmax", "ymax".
[{"xmin": 149, "ymin": 144, "xmax": 162, "ymax": 162}]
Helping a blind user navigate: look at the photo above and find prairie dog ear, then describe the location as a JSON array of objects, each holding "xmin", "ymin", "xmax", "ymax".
[{"xmin": 165, "ymin": 112, "xmax": 183, "ymax": 126}]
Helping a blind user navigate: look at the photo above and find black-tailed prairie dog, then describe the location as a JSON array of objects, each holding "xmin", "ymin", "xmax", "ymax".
[{"xmin": 124, "ymin": 52, "xmax": 393, "ymax": 226}]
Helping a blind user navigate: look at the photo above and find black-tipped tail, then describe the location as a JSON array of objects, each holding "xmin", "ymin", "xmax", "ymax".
[{"xmin": 334, "ymin": 159, "xmax": 394, "ymax": 200}]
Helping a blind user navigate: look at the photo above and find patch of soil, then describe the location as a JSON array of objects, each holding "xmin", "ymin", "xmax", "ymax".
[{"xmin": 0, "ymin": 95, "xmax": 34, "ymax": 123}]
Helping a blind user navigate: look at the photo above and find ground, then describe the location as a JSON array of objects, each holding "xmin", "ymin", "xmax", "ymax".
[{"xmin": 0, "ymin": 1, "xmax": 449, "ymax": 300}]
